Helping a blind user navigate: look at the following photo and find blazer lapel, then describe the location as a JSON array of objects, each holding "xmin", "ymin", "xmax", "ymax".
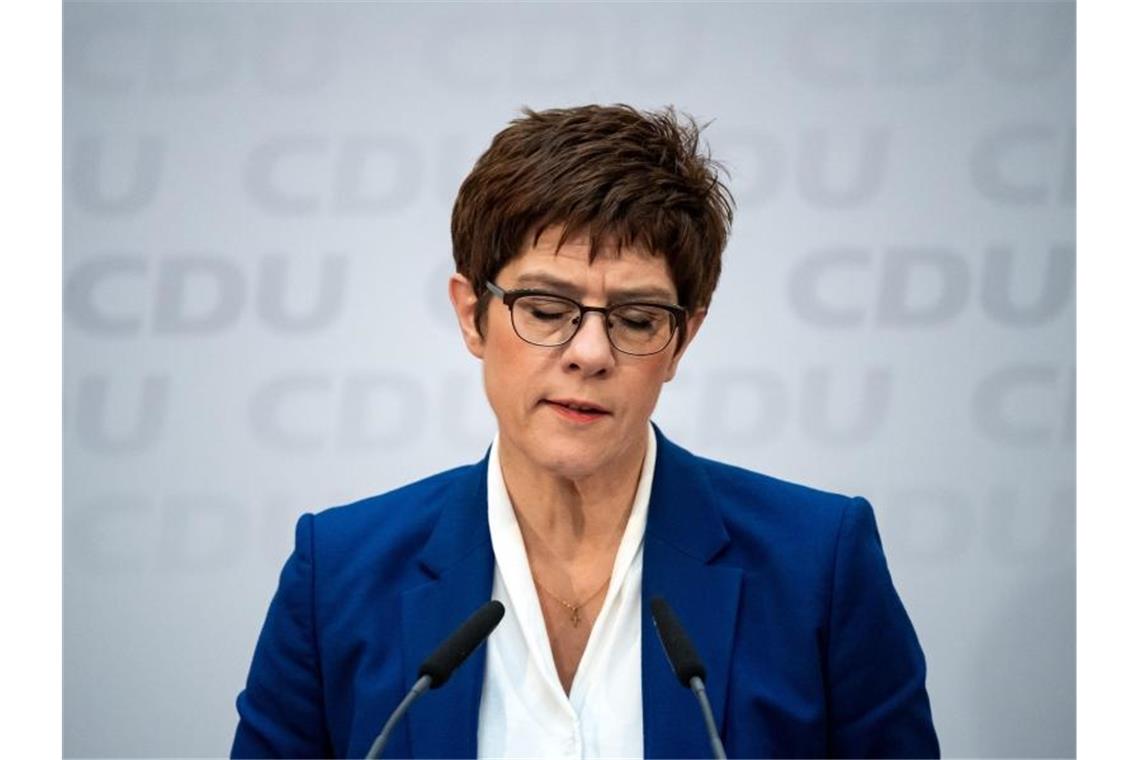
[
  {"xmin": 400, "ymin": 451, "xmax": 495, "ymax": 759},
  {"xmin": 643, "ymin": 424, "xmax": 743, "ymax": 759}
]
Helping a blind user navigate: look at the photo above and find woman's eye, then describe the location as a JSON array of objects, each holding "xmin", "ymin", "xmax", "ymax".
[
  {"xmin": 619, "ymin": 317, "xmax": 654, "ymax": 331},
  {"xmin": 615, "ymin": 308, "xmax": 664, "ymax": 331},
  {"xmin": 527, "ymin": 306, "xmax": 572, "ymax": 321}
]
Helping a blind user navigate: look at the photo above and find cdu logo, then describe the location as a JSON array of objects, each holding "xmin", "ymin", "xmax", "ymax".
[
  {"xmin": 65, "ymin": 253, "xmax": 349, "ymax": 336},
  {"xmin": 68, "ymin": 491, "xmax": 247, "ymax": 574},
  {"xmin": 72, "ymin": 374, "xmax": 171, "ymax": 454},
  {"xmin": 244, "ymin": 135, "xmax": 421, "ymax": 216},
  {"xmin": 788, "ymin": 244, "xmax": 1073, "ymax": 328},
  {"xmin": 718, "ymin": 128, "xmax": 889, "ymax": 207},
  {"xmin": 691, "ymin": 366, "xmax": 892, "ymax": 447},
  {"xmin": 881, "ymin": 481, "xmax": 1073, "ymax": 565},
  {"xmin": 68, "ymin": 135, "xmax": 164, "ymax": 216},
  {"xmin": 248, "ymin": 372, "xmax": 428, "ymax": 452},
  {"xmin": 247, "ymin": 369, "xmax": 495, "ymax": 453}
]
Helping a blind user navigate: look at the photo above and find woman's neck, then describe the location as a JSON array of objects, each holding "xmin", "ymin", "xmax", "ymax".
[{"xmin": 497, "ymin": 432, "xmax": 647, "ymax": 564}]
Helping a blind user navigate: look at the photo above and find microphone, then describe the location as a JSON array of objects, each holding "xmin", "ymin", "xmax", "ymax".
[
  {"xmin": 365, "ymin": 599, "xmax": 505, "ymax": 760},
  {"xmin": 650, "ymin": 597, "xmax": 727, "ymax": 760}
]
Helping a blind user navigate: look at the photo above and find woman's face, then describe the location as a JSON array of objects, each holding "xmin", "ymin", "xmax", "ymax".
[{"xmin": 450, "ymin": 226, "xmax": 705, "ymax": 482}]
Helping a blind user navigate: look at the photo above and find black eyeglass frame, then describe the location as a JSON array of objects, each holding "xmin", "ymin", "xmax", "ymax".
[{"xmin": 484, "ymin": 280, "xmax": 688, "ymax": 356}]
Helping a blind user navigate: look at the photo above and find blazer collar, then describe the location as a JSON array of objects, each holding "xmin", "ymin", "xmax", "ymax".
[
  {"xmin": 400, "ymin": 449, "xmax": 494, "ymax": 758},
  {"xmin": 400, "ymin": 426, "xmax": 742, "ymax": 759},
  {"xmin": 642, "ymin": 423, "xmax": 742, "ymax": 758},
  {"xmin": 645, "ymin": 421, "xmax": 731, "ymax": 561},
  {"xmin": 415, "ymin": 445, "xmax": 493, "ymax": 579}
]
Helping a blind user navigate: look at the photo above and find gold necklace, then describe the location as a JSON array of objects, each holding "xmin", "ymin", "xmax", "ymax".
[{"xmin": 532, "ymin": 575, "xmax": 610, "ymax": 627}]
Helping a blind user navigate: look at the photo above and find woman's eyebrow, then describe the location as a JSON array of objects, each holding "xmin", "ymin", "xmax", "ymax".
[{"xmin": 513, "ymin": 272, "xmax": 676, "ymax": 302}]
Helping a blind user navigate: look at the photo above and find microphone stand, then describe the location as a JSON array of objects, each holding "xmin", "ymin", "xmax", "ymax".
[
  {"xmin": 688, "ymin": 675, "xmax": 726, "ymax": 760},
  {"xmin": 365, "ymin": 674, "xmax": 431, "ymax": 760}
]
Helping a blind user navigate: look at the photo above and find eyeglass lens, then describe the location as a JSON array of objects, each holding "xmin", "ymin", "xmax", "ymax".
[{"xmin": 511, "ymin": 295, "xmax": 675, "ymax": 354}]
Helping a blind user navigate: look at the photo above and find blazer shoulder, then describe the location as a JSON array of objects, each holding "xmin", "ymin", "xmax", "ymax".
[
  {"xmin": 698, "ymin": 453, "xmax": 853, "ymax": 513},
  {"xmin": 307, "ymin": 461, "xmax": 478, "ymax": 561},
  {"xmin": 693, "ymin": 453, "xmax": 860, "ymax": 560}
]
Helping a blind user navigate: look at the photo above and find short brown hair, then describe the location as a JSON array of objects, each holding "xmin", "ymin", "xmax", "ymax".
[{"xmin": 451, "ymin": 104, "xmax": 734, "ymax": 342}]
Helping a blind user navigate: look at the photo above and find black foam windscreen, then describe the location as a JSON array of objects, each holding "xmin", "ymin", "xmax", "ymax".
[
  {"xmin": 650, "ymin": 596, "xmax": 708, "ymax": 686},
  {"xmin": 418, "ymin": 600, "xmax": 505, "ymax": 688}
]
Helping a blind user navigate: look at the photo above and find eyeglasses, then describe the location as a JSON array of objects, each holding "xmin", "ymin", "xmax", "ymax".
[{"xmin": 485, "ymin": 281, "xmax": 687, "ymax": 356}]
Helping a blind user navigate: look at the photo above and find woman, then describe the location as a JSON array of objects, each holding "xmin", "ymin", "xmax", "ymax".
[{"xmin": 232, "ymin": 104, "xmax": 939, "ymax": 758}]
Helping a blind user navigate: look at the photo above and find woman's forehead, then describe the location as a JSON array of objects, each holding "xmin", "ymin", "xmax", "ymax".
[{"xmin": 504, "ymin": 245, "xmax": 676, "ymax": 298}]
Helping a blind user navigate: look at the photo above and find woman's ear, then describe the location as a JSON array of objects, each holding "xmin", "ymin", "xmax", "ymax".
[
  {"xmin": 664, "ymin": 308, "xmax": 707, "ymax": 382},
  {"xmin": 448, "ymin": 273, "xmax": 485, "ymax": 359}
]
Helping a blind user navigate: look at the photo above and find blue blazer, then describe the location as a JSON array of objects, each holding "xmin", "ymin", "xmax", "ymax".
[{"xmin": 232, "ymin": 424, "xmax": 939, "ymax": 758}]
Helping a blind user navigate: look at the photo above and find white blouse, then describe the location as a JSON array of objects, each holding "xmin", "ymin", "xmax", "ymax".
[{"xmin": 477, "ymin": 424, "xmax": 656, "ymax": 759}]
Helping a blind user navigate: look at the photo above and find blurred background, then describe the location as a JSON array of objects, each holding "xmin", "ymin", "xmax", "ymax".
[{"xmin": 63, "ymin": 2, "xmax": 1075, "ymax": 757}]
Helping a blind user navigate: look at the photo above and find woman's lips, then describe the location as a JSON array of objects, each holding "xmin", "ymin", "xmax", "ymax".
[{"xmin": 543, "ymin": 400, "xmax": 610, "ymax": 423}]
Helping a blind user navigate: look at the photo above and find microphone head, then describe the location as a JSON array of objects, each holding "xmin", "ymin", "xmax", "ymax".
[
  {"xmin": 418, "ymin": 600, "xmax": 505, "ymax": 688},
  {"xmin": 650, "ymin": 596, "xmax": 707, "ymax": 686}
]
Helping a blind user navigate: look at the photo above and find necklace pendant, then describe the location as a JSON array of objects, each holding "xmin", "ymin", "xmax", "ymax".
[{"xmin": 570, "ymin": 607, "xmax": 581, "ymax": 627}]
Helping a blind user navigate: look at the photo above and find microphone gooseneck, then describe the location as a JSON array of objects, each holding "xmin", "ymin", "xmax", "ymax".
[
  {"xmin": 365, "ymin": 600, "xmax": 505, "ymax": 760},
  {"xmin": 364, "ymin": 674, "xmax": 431, "ymax": 760},
  {"xmin": 650, "ymin": 596, "xmax": 728, "ymax": 760}
]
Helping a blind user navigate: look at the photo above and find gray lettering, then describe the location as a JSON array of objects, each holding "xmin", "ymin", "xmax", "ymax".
[
  {"xmin": 257, "ymin": 254, "xmax": 348, "ymax": 332},
  {"xmin": 245, "ymin": 135, "xmax": 327, "ymax": 216},
  {"xmin": 75, "ymin": 374, "xmax": 169, "ymax": 453},
  {"xmin": 157, "ymin": 492, "xmax": 246, "ymax": 572},
  {"xmin": 339, "ymin": 373, "xmax": 426, "ymax": 449},
  {"xmin": 70, "ymin": 135, "xmax": 163, "ymax": 215},
  {"xmin": 877, "ymin": 246, "xmax": 968, "ymax": 327},
  {"xmin": 249, "ymin": 374, "xmax": 331, "ymax": 451},
  {"xmin": 971, "ymin": 125, "xmax": 1055, "ymax": 206},
  {"xmin": 64, "ymin": 255, "xmax": 146, "ymax": 336},
  {"xmin": 981, "ymin": 244, "xmax": 1074, "ymax": 326},
  {"xmin": 153, "ymin": 256, "xmax": 244, "ymax": 335},
  {"xmin": 332, "ymin": 135, "xmax": 420, "ymax": 215},
  {"xmin": 787, "ymin": 247, "xmax": 871, "ymax": 327},
  {"xmin": 972, "ymin": 364, "xmax": 1059, "ymax": 447},
  {"xmin": 700, "ymin": 369, "xmax": 789, "ymax": 446}
]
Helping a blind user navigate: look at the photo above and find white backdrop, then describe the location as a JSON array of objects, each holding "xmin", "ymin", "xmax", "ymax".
[{"xmin": 63, "ymin": 2, "xmax": 1075, "ymax": 757}]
